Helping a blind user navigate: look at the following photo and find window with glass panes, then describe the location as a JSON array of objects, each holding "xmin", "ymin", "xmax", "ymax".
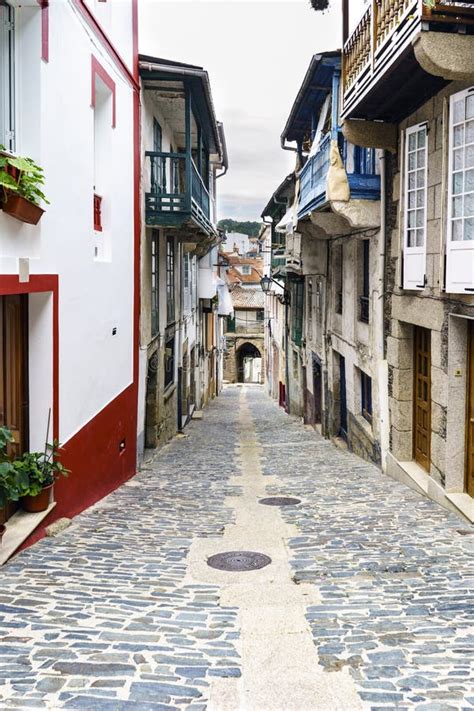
[
  {"xmin": 449, "ymin": 91, "xmax": 474, "ymax": 243},
  {"xmin": 0, "ymin": 3, "xmax": 15, "ymax": 152},
  {"xmin": 406, "ymin": 125, "xmax": 427, "ymax": 250},
  {"xmin": 360, "ymin": 370, "xmax": 372, "ymax": 424},
  {"xmin": 166, "ymin": 237, "xmax": 175, "ymax": 324},
  {"xmin": 151, "ymin": 231, "xmax": 159, "ymax": 337}
]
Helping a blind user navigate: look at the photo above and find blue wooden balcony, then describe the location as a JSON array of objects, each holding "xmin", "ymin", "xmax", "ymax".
[
  {"xmin": 145, "ymin": 151, "xmax": 214, "ymax": 237},
  {"xmin": 297, "ymin": 132, "xmax": 381, "ymax": 221}
]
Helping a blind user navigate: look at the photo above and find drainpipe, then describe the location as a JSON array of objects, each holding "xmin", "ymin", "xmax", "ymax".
[
  {"xmin": 285, "ymin": 296, "xmax": 290, "ymax": 414},
  {"xmin": 379, "ymin": 149, "xmax": 390, "ymax": 471}
]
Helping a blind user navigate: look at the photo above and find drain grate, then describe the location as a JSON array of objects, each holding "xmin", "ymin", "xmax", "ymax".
[
  {"xmin": 259, "ymin": 497, "xmax": 301, "ymax": 507},
  {"xmin": 207, "ymin": 551, "xmax": 271, "ymax": 571}
]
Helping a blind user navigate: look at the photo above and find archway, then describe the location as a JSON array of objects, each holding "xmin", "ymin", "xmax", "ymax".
[{"xmin": 237, "ymin": 342, "xmax": 262, "ymax": 384}]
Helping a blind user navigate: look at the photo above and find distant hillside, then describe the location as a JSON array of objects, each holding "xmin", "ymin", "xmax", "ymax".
[{"xmin": 218, "ymin": 219, "xmax": 261, "ymax": 238}]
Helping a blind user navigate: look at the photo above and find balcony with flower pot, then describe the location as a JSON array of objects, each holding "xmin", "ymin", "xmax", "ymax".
[{"xmin": 0, "ymin": 149, "xmax": 48, "ymax": 225}]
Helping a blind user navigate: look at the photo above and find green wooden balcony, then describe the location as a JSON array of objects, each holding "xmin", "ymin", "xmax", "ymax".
[{"xmin": 145, "ymin": 151, "xmax": 214, "ymax": 238}]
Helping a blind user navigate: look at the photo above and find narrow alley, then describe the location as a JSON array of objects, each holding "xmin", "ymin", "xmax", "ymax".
[{"xmin": 0, "ymin": 386, "xmax": 472, "ymax": 710}]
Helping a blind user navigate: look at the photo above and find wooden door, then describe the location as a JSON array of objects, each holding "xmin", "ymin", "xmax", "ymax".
[
  {"xmin": 339, "ymin": 354, "xmax": 347, "ymax": 440},
  {"xmin": 414, "ymin": 326, "xmax": 431, "ymax": 471},
  {"xmin": 466, "ymin": 322, "xmax": 474, "ymax": 497},
  {"xmin": 0, "ymin": 295, "xmax": 29, "ymax": 458},
  {"xmin": 313, "ymin": 357, "xmax": 322, "ymax": 425}
]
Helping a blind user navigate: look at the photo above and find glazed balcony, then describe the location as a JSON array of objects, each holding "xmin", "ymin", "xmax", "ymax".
[
  {"xmin": 298, "ymin": 132, "xmax": 380, "ymax": 221},
  {"xmin": 343, "ymin": 0, "xmax": 474, "ymax": 123},
  {"xmin": 145, "ymin": 151, "xmax": 214, "ymax": 237}
]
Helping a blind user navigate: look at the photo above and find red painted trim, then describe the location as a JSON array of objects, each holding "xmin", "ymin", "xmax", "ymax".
[
  {"xmin": 91, "ymin": 55, "xmax": 116, "ymax": 127},
  {"xmin": 132, "ymin": 0, "xmax": 140, "ymax": 465},
  {"xmin": 0, "ymin": 275, "xmax": 59, "ymax": 441},
  {"xmin": 36, "ymin": 1, "xmax": 49, "ymax": 62},
  {"xmin": 72, "ymin": 0, "xmax": 139, "ymax": 93}
]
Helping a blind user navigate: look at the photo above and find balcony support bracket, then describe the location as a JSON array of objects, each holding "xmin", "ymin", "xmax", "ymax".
[
  {"xmin": 342, "ymin": 119, "xmax": 397, "ymax": 153},
  {"xmin": 413, "ymin": 32, "xmax": 474, "ymax": 83}
]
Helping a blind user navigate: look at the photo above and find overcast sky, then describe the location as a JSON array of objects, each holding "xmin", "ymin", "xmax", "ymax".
[{"xmin": 139, "ymin": 0, "xmax": 366, "ymax": 222}]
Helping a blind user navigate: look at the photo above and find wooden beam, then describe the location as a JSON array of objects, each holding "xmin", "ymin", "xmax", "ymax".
[{"xmin": 342, "ymin": 0, "xmax": 349, "ymax": 44}]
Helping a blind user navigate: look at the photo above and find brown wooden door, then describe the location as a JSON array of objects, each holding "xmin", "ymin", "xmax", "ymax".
[
  {"xmin": 0, "ymin": 295, "xmax": 29, "ymax": 458},
  {"xmin": 466, "ymin": 321, "xmax": 474, "ymax": 497},
  {"xmin": 414, "ymin": 326, "xmax": 431, "ymax": 471}
]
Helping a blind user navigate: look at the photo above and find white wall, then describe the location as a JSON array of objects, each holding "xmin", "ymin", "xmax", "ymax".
[{"xmin": 0, "ymin": 1, "xmax": 136, "ymax": 446}]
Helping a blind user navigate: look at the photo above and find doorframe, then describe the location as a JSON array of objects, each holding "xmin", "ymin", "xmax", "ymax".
[
  {"xmin": 413, "ymin": 325, "xmax": 431, "ymax": 472},
  {"xmin": 0, "ymin": 275, "xmax": 59, "ymax": 441},
  {"xmin": 465, "ymin": 319, "xmax": 474, "ymax": 496}
]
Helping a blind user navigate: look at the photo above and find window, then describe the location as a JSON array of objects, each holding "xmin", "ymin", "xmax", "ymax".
[
  {"xmin": 164, "ymin": 335, "xmax": 175, "ymax": 390},
  {"xmin": 0, "ymin": 3, "xmax": 15, "ymax": 152},
  {"xmin": 256, "ymin": 310, "xmax": 264, "ymax": 321},
  {"xmin": 307, "ymin": 279, "xmax": 313, "ymax": 342},
  {"xmin": 446, "ymin": 88, "xmax": 474, "ymax": 293},
  {"xmin": 166, "ymin": 236, "xmax": 175, "ymax": 324},
  {"xmin": 291, "ymin": 279, "xmax": 304, "ymax": 346},
  {"xmin": 403, "ymin": 123, "xmax": 428, "ymax": 290},
  {"xmin": 151, "ymin": 118, "xmax": 163, "ymax": 194},
  {"xmin": 151, "ymin": 231, "xmax": 159, "ymax": 337},
  {"xmin": 360, "ymin": 370, "xmax": 372, "ymax": 424},
  {"xmin": 240, "ymin": 265, "xmax": 251, "ymax": 275},
  {"xmin": 183, "ymin": 252, "xmax": 191, "ymax": 314},
  {"xmin": 334, "ymin": 244, "xmax": 343, "ymax": 314},
  {"xmin": 226, "ymin": 315, "xmax": 236, "ymax": 333},
  {"xmin": 359, "ymin": 240, "xmax": 370, "ymax": 323}
]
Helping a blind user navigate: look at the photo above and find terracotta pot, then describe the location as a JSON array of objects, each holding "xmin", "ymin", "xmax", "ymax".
[
  {"xmin": 1, "ymin": 190, "xmax": 44, "ymax": 225},
  {"xmin": 0, "ymin": 524, "xmax": 5, "ymax": 544},
  {"xmin": 22, "ymin": 483, "xmax": 53, "ymax": 513}
]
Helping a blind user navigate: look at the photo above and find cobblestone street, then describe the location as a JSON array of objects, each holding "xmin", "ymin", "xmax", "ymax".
[{"xmin": 0, "ymin": 385, "xmax": 473, "ymax": 710}]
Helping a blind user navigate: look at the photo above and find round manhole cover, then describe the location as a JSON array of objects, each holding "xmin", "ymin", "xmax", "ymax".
[
  {"xmin": 207, "ymin": 551, "xmax": 271, "ymax": 571},
  {"xmin": 259, "ymin": 497, "xmax": 301, "ymax": 507}
]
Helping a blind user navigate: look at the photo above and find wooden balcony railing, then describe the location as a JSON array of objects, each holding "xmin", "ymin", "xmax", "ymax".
[
  {"xmin": 343, "ymin": 0, "xmax": 474, "ymax": 106},
  {"xmin": 145, "ymin": 151, "xmax": 212, "ymax": 234}
]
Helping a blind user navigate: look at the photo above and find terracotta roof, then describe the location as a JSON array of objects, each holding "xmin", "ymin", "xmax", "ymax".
[
  {"xmin": 230, "ymin": 286, "xmax": 265, "ymax": 309},
  {"xmin": 222, "ymin": 254, "xmax": 263, "ymax": 285}
]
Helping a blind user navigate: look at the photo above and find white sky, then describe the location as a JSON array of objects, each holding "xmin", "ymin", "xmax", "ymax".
[{"xmin": 139, "ymin": 0, "xmax": 366, "ymax": 221}]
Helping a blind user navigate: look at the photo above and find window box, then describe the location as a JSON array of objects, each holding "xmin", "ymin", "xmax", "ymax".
[{"xmin": 1, "ymin": 189, "xmax": 44, "ymax": 225}]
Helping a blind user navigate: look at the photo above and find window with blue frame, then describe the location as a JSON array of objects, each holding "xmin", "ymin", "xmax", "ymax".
[{"xmin": 291, "ymin": 279, "xmax": 304, "ymax": 346}]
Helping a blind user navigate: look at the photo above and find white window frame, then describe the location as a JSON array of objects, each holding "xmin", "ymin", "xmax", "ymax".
[
  {"xmin": 403, "ymin": 123, "xmax": 428, "ymax": 291},
  {"xmin": 0, "ymin": 2, "xmax": 15, "ymax": 152},
  {"xmin": 446, "ymin": 87, "xmax": 474, "ymax": 294}
]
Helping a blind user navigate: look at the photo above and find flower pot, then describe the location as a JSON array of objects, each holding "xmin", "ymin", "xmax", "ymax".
[
  {"xmin": 0, "ymin": 524, "xmax": 6, "ymax": 544},
  {"xmin": 1, "ymin": 190, "xmax": 44, "ymax": 225},
  {"xmin": 22, "ymin": 483, "xmax": 53, "ymax": 513}
]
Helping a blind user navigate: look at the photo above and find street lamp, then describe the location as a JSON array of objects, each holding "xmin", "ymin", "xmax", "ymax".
[{"xmin": 260, "ymin": 276, "xmax": 290, "ymax": 305}]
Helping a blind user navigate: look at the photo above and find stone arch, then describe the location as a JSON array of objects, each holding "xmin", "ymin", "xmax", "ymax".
[{"xmin": 236, "ymin": 340, "xmax": 263, "ymax": 384}]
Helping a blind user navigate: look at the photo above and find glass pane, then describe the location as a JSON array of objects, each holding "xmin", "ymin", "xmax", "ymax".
[
  {"xmin": 454, "ymin": 99, "xmax": 465, "ymax": 124},
  {"xmin": 452, "ymin": 219, "xmax": 463, "ymax": 241},
  {"xmin": 467, "ymin": 120, "xmax": 474, "ymax": 145},
  {"xmin": 417, "ymin": 149, "xmax": 426, "ymax": 169},
  {"xmin": 408, "ymin": 153, "xmax": 416, "ymax": 170},
  {"xmin": 465, "ymin": 193, "xmax": 474, "ymax": 217},
  {"xmin": 465, "ymin": 217, "xmax": 474, "ymax": 241},
  {"xmin": 454, "ymin": 125, "xmax": 464, "ymax": 147},
  {"xmin": 453, "ymin": 172, "xmax": 463, "ymax": 195},
  {"xmin": 417, "ymin": 170, "xmax": 425, "ymax": 188},
  {"xmin": 454, "ymin": 148, "xmax": 464, "ymax": 171},
  {"xmin": 417, "ymin": 130, "xmax": 426, "ymax": 149},
  {"xmin": 407, "ymin": 229, "xmax": 416, "ymax": 248},
  {"xmin": 408, "ymin": 133, "xmax": 417, "ymax": 151},
  {"xmin": 466, "ymin": 145, "xmax": 474, "ymax": 169},
  {"xmin": 408, "ymin": 173, "xmax": 416, "ymax": 190},
  {"xmin": 466, "ymin": 169, "xmax": 474, "ymax": 192},
  {"xmin": 416, "ymin": 229, "xmax": 425, "ymax": 248},
  {"xmin": 417, "ymin": 189, "xmax": 424, "ymax": 207},
  {"xmin": 416, "ymin": 210, "xmax": 424, "ymax": 228},
  {"xmin": 453, "ymin": 196, "xmax": 463, "ymax": 218},
  {"xmin": 408, "ymin": 191, "xmax": 416, "ymax": 209},
  {"xmin": 408, "ymin": 211, "xmax": 416, "ymax": 228},
  {"xmin": 467, "ymin": 94, "xmax": 474, "ymax": 120}
]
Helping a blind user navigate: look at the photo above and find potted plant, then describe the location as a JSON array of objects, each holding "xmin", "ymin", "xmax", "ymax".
[
  {"xmin": 0, "ymin": 146, "xmax": 49, "ymax": 225},
  {"xmin": 15, "ymin": 440, "xmax": 69, "ymax": 513}
]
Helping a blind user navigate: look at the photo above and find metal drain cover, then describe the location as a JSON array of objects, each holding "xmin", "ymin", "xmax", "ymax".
[
  {"xmin": 259, "ymin": 497, "xmax": 301, "ymax": 507},
  {"xmin": 207, "ymin": 551, "xmax": 271, "ymax": 571}
]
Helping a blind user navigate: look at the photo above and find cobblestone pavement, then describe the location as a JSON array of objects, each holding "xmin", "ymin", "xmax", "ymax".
[{"xmin": 0, "ymin": 385, "xmax": 473, "ymax": 710}]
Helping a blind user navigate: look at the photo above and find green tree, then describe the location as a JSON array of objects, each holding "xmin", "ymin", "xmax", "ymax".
[{"xmin": 217, "ymin": 219, "xmax": 261, "ymax": 238}]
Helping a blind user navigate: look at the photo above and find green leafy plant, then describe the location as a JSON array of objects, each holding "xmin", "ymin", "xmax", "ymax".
[
  {"xmin": 309, "ymin": 0, "xmax": 330, "ymax": 10},
  {"xmin": 0, "ymin": 146, "xmax": 49, "ymax": 206},
  {"xmin": 14, "ymin": 440, "xmax": 69, "ymax": 498},
  {"xmin": 0, "ymin": 427, "xmax": 23, "ymax": 508}
]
